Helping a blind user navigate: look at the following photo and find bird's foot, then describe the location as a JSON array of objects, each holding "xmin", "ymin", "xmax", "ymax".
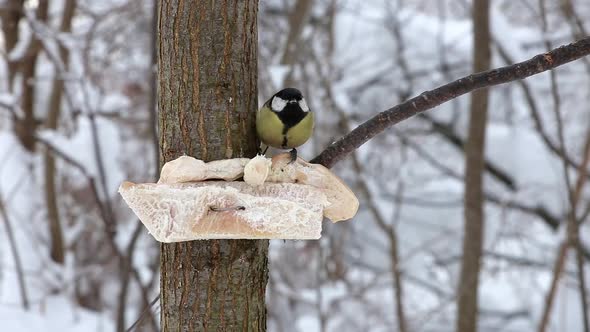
[
  {"xmin": 289, "ymin": 148, "xmax": 297, "ymax": 164},
  {"xmin": 257, "ymin": 145, "xmax": 269, "ymax": 155}
]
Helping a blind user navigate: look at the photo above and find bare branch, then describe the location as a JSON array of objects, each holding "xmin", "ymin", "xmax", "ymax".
[
  {"xmin": 538, "ymin": 49, "xmax": 590, "ymax": 331},
  {"xmin": 0, "ymin": 195, "xmax": 29, "ymax": 310},
  {"xmin": 545, "ymin": 0, "xmax": 590, "ymax": 324},
  {"xmin": 566, "ymin": 126, "xmax": 590, "ymax": 332},
  {"xmin": 34, "ymin": 134, "xmax": 158, "ymax": 330},
  {"xmin": 494, "ymin": 42, "xmax": 583, "ymax": 174},
  {"xmin": 351, "ymin": 153, "xmax": 407, "ymax": 332},
  {"xmin": 537, "ymin": 243, "xmax": 568, "ymax": 332},
  {"xmin": 311, "ymin": 37, "xmax": 590, "ymax": 168},
  {"xmin": 418, "ymin": 113, "xmax": 516, "ymax": 190},
  {"xmin": 125, "ymin": 294, "xmax": 160, "ymax": 332}
]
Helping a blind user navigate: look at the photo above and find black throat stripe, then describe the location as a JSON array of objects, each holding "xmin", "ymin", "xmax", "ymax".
[{"xmin": 277, "ymin": 103, "xmax": 308, "ymax": 134}]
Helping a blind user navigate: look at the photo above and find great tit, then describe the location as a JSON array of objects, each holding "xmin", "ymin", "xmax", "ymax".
[{"xmin": 256, "ymin": 88, "xmax": 314, "ymax": 162}]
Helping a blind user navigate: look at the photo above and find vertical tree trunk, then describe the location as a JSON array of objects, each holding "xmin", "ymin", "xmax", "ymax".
[
  {"xmin": 158, "ymin": 1, "xmax": 268, "ymax": 331},
  {"xmin": 281, "ymin": 0, "xmax": 313, "ymax": 86},
  {"xmin": 456, "ymin": 1, "xmax": 490, "ymax": 332},
  {"xmin": 16, "ymin": 0, "xmax": 48, "ymax": 152},
  {"xmin": 44, "ymin": 0, "xmax": 76, "ymax": 265},
  {"xmin": 280, "ymin": 0, "xmax": 313, "ymax": 65},
  {"xmin": 0, "ymin": 0, "xmax": 23, "ymax": 87}
]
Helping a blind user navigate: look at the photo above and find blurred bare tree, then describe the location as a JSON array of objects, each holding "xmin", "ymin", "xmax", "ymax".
[{"xmin": 456, "ymin": 1, "xmax": 490, "ymax": 331}]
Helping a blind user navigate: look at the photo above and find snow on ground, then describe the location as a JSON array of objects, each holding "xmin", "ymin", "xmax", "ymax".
[{"xmin": 0, "ymin": 297, "xmax": 113, "ymax": 332}]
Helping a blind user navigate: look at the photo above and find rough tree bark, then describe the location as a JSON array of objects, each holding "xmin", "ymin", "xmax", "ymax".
[
  {"xmin": 456, "ymin": 1, "xmax": 490, "ymax": 332},
  {"xmin": 158, "ymin": 1, "xmax": 268, "ymax": 331}
]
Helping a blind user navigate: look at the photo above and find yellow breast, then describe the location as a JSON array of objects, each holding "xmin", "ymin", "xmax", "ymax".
[{"xmin": 256, "ymin": 107, "xmax": 314, "ymax": 149}]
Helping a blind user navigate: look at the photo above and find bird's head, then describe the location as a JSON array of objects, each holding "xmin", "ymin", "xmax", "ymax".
[{"xmin": 270, "ymin": 88, "xmax": 310, "ymax": 114}]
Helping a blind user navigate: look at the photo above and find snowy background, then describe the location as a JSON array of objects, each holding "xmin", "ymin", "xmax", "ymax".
[{"xmin": 1, "ymin": 0, "xmax": 589, "ymax": 331}]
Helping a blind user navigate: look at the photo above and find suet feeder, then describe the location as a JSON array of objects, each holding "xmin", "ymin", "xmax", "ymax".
[{"xmin": 119, "ymin": 153, "xmax": 358, "ymax": 241}]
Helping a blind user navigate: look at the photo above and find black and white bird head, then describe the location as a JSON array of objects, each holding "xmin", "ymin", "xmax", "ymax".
[{"xmin": 270, "ymin": 88, "xmax": 310, "ymax": 114}]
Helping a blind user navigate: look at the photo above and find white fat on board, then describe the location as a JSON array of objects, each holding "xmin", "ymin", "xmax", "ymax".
[{"xmin": 271, "ymin": 96, "xmax": 288, "ymax": 111}]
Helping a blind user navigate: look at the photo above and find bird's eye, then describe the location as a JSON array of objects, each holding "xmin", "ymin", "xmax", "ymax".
[
  {"xmin": 298, "ymin": 98, "xmax": 309, "ymax": 112},
  {"xmin": 271, "ymin": 96, "xmax": 287, "ymax": 111}
]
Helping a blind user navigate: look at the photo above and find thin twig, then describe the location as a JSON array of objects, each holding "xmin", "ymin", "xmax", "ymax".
[
  {"xmin": 35, "ymin": 135, "xmax": 158, "ymax": 330},
  {"xmin": 537, "ymin": 242, "xmax": 568, "ymax": 332},
  {"xmin": 494, "ymin": 43, "xmax": 582, "ymax": 174},
  {"xmin": 566, "ymin": 127, "xmax": 590, "ymax": 332},
  {"xmin": 125, "ymin": 294, "xmax": 160, "ymax": 332},
  {"xmin": 545, "ymin": 5, "xmax": 590, "ymax": 326},
  {"xmin": 0, "ymin": 196, "xmax": 29, "ymax": 310},
  {"xmin": 116, "ymin": 220, "xmax": 145, "ymax": 332},
  {"xmin": 419, "ymin": 113, "xmax": 516, "ymax": 190}
]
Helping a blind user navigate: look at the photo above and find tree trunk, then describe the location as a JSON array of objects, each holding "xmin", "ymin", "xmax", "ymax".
[
  {"xmin": 280, "ymin": 0, "xmax": 314, "ymax": 86},
  {"xmin": 0, "ymin": 0, "xmax": 23, "ymax": 86},
  {"xmin": 44, "ymin": 0, "xmax": 76, "ymax": 265},
  {"xmin": 456, "ymin": 1, "xmax": 490, "ymax": 332},
  {"xmin": 158, "ymin": 1, "xmax": 268, "ymax": 331},
  {"xmin": 16, "ymin": 0, "xmax": 48, "ymax": 152},
  {"xmin": 280, "ymin": 0, "xmax": 313, "ymax": 66}
]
